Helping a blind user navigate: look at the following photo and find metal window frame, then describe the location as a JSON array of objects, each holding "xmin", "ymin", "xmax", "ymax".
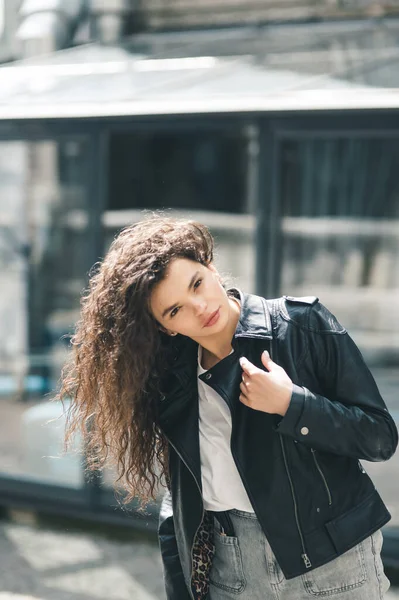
[{"xmin": 0, "ymin": 110, "xmax": 398, "ymax": 542}]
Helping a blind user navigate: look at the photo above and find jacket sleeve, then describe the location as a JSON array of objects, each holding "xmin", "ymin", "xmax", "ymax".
[
  {"xmin": 276, "ymin": 300, "xmax": 398, "ymax": 462},
  {"xmin": 158, "ymin": 490, "xmax": 192, "ymax": 600}
]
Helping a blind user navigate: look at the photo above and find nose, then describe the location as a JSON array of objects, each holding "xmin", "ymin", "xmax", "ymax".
[{"xmin": 193, "ymin": 298, "xmax": 207, "ymax": 316}]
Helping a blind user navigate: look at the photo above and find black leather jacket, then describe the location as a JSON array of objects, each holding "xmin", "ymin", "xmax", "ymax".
[{"xmin": 157, "ymin": 291, "xmax": 398, "ymax": 600}]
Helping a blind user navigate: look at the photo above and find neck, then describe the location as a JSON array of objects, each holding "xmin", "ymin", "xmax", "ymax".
[{"xmin": 198, "ymin": 297, "xmax": 240, "ymax": 365}]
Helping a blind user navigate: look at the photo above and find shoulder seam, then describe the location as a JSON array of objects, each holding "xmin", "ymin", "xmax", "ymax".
[{"xmin": 280, "ymin": 299, "xmax": 347, "ymax": 335}]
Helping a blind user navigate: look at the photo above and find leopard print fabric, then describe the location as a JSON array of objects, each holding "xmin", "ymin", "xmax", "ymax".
[{"xmin": 191, "ymin": 511, "xmax": 215, "ymax": 599}]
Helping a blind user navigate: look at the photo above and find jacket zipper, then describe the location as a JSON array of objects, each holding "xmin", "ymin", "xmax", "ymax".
[
  {"xmin": 267, "ymin": 323, "xmax": 311, "ymax": 570},
  {"xmin": 279, "ymin": 435, "xmax": 312, "ymax": 569},
  {"xmin": 209, "ymin": 383, "xmax": 280, "ymax": 567},
  {"xmin": 165, "ymin": 437, "xmax": 204, "ymax": 600},
  {"xmin": 311, "ymin": 448, "xmax": 332, "ymax": 506}
]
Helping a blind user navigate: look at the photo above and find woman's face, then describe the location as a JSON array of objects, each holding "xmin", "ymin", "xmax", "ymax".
[{"xmin": 150, "ymin": 258, "xmax": 233, "ymax": 342}]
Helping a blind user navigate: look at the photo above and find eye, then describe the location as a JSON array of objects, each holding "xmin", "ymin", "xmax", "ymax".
[
  {"xmin": 194, "ymin": 278, "xmax": 202, "ymax": 289},
  {"xmin": 170, "ymin": 307, "xmax": 180, "ymax": 318}
]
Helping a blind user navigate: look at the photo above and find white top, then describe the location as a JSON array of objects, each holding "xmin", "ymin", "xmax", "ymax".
[{"xmin": 197, "ymin": 345, "xmax": 254, "ymax": 512}]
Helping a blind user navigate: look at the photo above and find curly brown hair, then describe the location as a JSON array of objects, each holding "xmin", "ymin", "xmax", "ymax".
[{"xmin": 59, "ymin": 214, "xmax": 214, "ymax": 505}]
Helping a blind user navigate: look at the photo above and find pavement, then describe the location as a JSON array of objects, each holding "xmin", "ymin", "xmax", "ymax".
[
  {"xmin": 0, "ymin": 514, "xmax": 399, "ymax": 600},
  {"xmin": 0, "ymin": 514, "xmax": 166, "ymax": 600}
]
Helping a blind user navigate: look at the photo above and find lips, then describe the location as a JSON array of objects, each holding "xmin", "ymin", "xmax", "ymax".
[{"xmin": 203, "ymin": 308, "xmax": 220, "ymax": 328}]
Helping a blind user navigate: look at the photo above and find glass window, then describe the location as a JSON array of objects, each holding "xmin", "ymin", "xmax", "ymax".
[
  {"xmin": 0, "ymin": 138, "xmax": 92, "ymax": 488},
  {"xmin": 279, "ymin": 136, "xmax": 399, "ymax": 524},
  {"xmin": 108, "ymin": 130, "xmax": 248, "ymax": 213},
  {"xmin": 105, "ymin": 129, "xmax": 256, "ymax": 294},
  {"xmin": 280, "ymin": 138, "xmax": 399, "ymax": 352}
]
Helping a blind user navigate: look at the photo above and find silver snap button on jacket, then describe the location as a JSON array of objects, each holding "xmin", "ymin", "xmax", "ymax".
[{"xmin": 300, "ymin": 426, "xmax": 309, "ymax": 435}]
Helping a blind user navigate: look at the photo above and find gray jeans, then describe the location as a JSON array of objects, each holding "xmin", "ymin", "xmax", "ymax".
[{"xmin": 208, "ymin": 509, "xmax": 390, "ymax": 600}]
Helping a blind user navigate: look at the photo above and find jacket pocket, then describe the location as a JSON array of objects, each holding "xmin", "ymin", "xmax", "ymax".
[
  {"xmin": 325, "ymin": 489, "xmax": 391, "ymax": 555},
  {"xmin": 311, "ymin": 448, "xmax": 332, "ymax": 506}
]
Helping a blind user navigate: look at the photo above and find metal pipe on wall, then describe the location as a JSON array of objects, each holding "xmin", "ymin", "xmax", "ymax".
[
  {"xmin": 89, "ymin": 0, "xmax": 131, "ymax": 45},
  {"xmin": 16, "ymin": 0, "xmax": 85, "ymax": 58}
]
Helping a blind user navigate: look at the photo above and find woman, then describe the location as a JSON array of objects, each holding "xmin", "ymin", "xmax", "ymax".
[{"xmin": 60, "ymin": 214, "xmax": 398, "ymax": 600}]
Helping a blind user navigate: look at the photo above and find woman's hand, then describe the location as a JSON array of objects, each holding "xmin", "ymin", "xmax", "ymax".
[{"xmin": 239, "ymin": 351, "xmax": 293, "ymax": 416}]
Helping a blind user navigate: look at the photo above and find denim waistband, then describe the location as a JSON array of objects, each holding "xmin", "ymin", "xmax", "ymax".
[
  {"xmin": 211, "ymin": 508, "xmax": 257, "ymax": 536},
  {"xmin": 229, "ymin": 508, "xmax": 257, "ymax": 519}
]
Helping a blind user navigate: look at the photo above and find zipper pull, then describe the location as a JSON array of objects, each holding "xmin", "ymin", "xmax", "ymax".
[{"xmin": 302, "ymin": 553, "xmax": 312, "ymax": 568}]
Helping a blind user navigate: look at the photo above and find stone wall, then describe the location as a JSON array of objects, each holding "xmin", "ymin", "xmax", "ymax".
[{"xmin": 142, "ymin": 0, "xmax": 399, "ymax": 30}]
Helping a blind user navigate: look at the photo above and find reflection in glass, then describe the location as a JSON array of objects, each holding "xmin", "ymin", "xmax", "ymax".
[
  {"xmin": 108, "ymin": 131, "xmax": 248, "ymax": 213},
  {"xmin": 0, "ymin": 138, "xmax": 90, "ymax": 487},
  {"xmin": 105, "ymin": 129, "xmax": 256, "ymax": 296},
  {"xmin": 280, "ymin": 138, "xmax": 399, "ymax": 359}
]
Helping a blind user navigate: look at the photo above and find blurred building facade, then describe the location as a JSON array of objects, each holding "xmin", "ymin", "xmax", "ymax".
[
  {"xmin": 3, "ymin": 1, "xmax": 399, "ymax": 62},
  {"xmin": 0, "ymin": 0, "xmax": 398, "ymax": 555}
]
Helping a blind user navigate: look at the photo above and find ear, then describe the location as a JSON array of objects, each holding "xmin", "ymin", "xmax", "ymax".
[{"xmin": 158, "ymin": 326, "xmax": 177, "ymax": 337}]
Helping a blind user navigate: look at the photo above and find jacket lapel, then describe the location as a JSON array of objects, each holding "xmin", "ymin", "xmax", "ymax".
[{"xmin": 158, "ymin": 338, "xmax": 202, "ymax": 489}]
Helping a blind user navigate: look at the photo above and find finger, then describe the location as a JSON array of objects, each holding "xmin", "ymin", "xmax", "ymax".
[
  {"xmin": 240, "ymin": 382, "xmax": 248, "ymax": 395},
  {"xmin": 239, "ymin": 393, "xmax": 249, "ymax": 405},
  {"xmin": 243, "ymin": 376, "xmax": 251, "ymax": 390},
  {"xmin": 261, "ymin": 350, "xmax": 275, "ymax": 371},
  {"xmin": 239, "ymin": 357, "xmax": 257, "ymax": 376}
]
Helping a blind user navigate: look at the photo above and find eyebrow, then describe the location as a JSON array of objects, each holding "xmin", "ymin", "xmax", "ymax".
[{"xmin": 161, "ymin": 270, "xmax": 200, "ymax": 318}]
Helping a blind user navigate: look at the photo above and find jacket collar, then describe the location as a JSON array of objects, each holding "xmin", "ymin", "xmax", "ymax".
[{"xmin": 232, "ymin": 288, "xmax": 272, "ymax": 340}]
